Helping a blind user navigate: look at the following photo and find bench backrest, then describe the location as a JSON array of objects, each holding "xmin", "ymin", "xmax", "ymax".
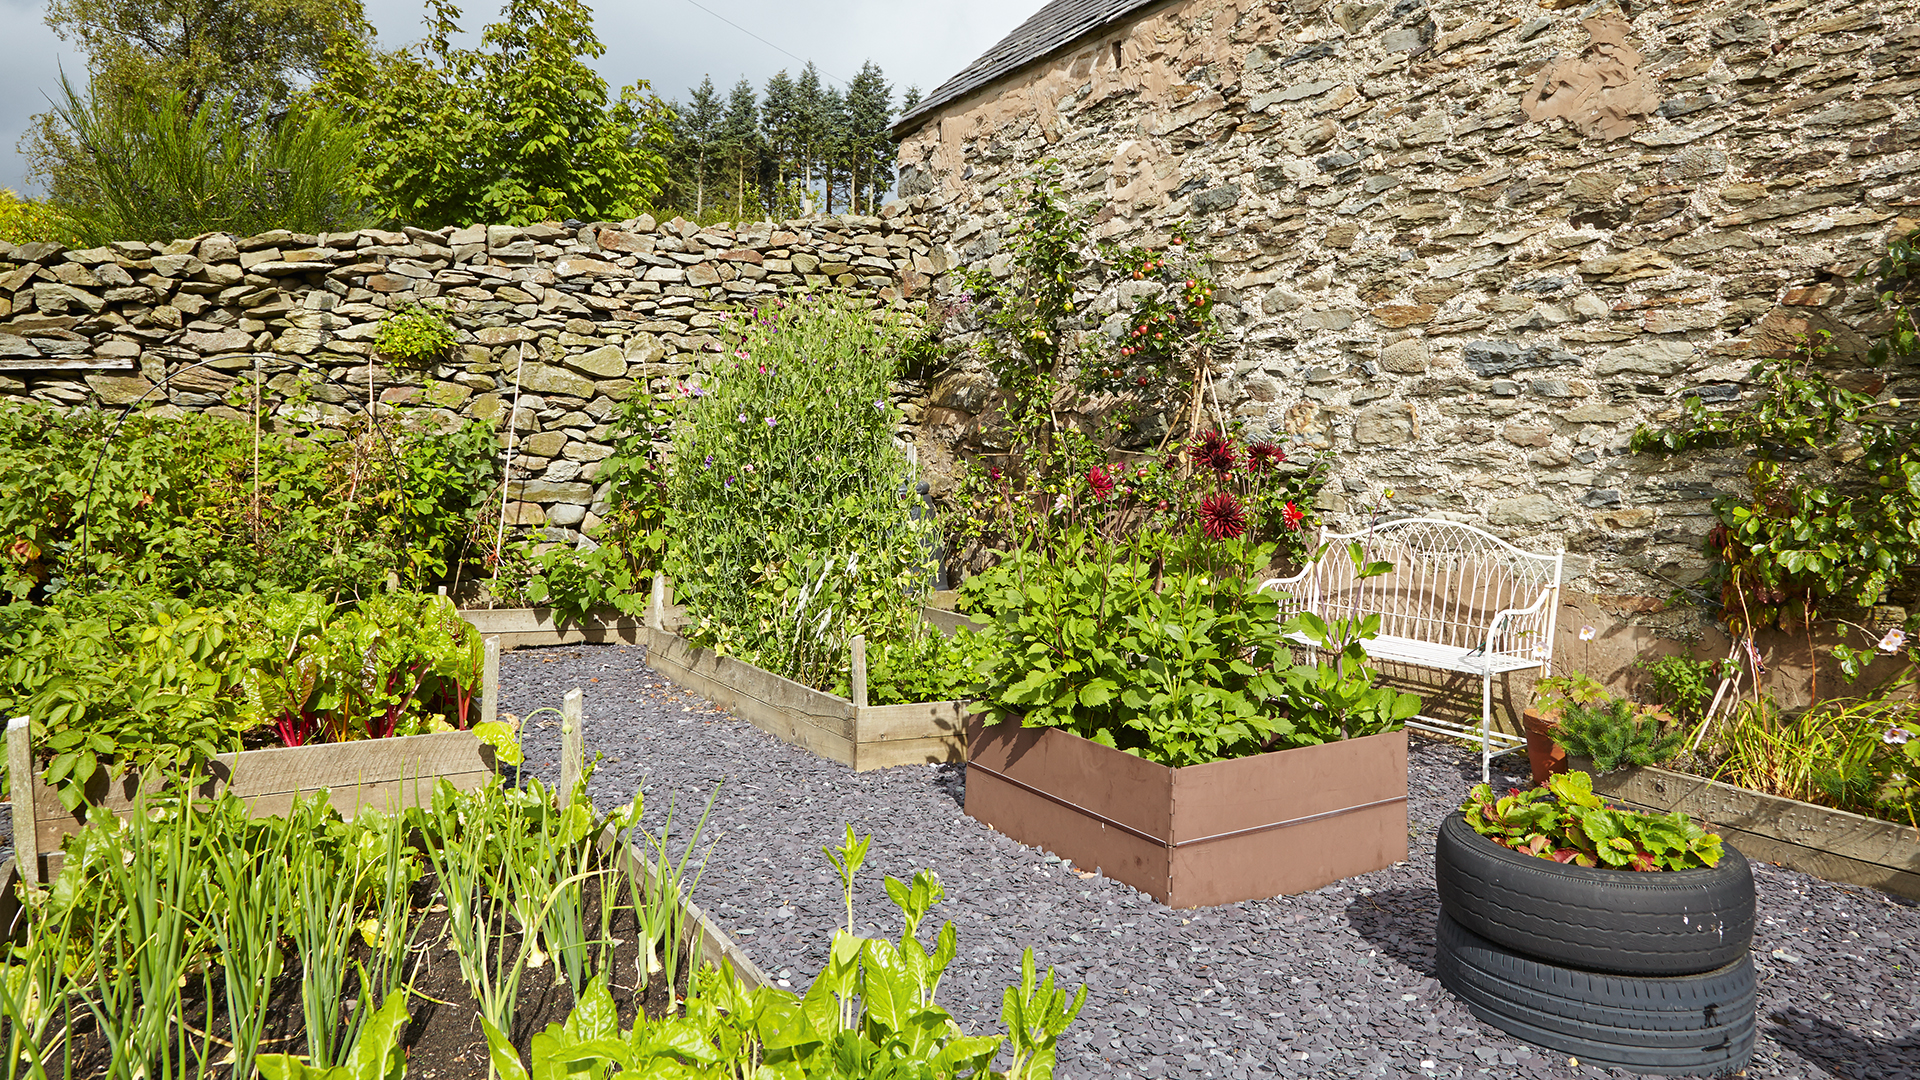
[{"xmin": 1285, "ymin": 518, "xmax": 1563, "ymax": 670}]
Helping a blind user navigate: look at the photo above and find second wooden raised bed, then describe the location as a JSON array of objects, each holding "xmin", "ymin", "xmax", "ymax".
[
  {"xmin": 1586, "ymin": 761, "xmax": 1920, "ymax": 901},
  {"xmin": 643, "ymin": 628, "xmax": 967, "ymax": 770},
  {"xmin": 965, "ymin": 718, "xmax": 1409, "ymax": 908}
]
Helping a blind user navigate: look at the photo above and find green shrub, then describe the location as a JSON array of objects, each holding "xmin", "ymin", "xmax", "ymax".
[
  {"xmin": 664, "ymin": 293, "xmax": 933, "ymax": 690},
  {"xmin": 1554, "ymin": 698, "xmax": 1686, "ymax": 774},
  {"xmin": 48, "ymin": 76, "xmax": 370, "ymax": 245},
  {"xmin": 371, "ymin": 303, "xmax": 457, "ymax": 365},
  {"xmin": 0, "ymin": 188, "xmax": 85, "ymax": 246}
]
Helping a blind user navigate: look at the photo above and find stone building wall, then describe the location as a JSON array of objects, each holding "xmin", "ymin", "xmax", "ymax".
[
  {"xmin": 894, "ymin": 0, "xmax": 1920, "ymax": 678},
  {"xmin": 0, "ymin": 210, "xmax": 944, "ymax": 543}
]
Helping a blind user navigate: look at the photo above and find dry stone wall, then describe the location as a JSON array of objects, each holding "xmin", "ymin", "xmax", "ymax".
[
  {"xmin": 0, "ymin": 210, "xmax": 943, "ymax": 542},
  {"xmin": 895, "ymin": 0, "xmax": 1920, "ymax": 635}
]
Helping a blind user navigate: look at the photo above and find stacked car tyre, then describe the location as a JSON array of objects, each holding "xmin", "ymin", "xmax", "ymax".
[{"xmin": 1433, "ymin": 812, "xmax": 1759, "ymax": 1076}]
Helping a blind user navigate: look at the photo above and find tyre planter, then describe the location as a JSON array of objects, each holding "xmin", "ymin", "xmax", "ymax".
[
  {"xmin": 1435, "ymin": 812, "xmax": 1755, "ymax": 976},
  {"xmin": 1436, "ymin": 914, "xmax": 1756, "ymax": 1076}
]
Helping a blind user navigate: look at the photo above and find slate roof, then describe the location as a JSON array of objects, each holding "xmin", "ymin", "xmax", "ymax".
[{"xmin": 892, "ymin": 0, "xmax": 1170, "ymax": 136}]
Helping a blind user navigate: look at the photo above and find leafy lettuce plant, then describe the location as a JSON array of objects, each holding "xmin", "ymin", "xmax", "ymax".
[{"xmin": 1461, "ymin": 771, "xmax": 1726, "ymax": 872}]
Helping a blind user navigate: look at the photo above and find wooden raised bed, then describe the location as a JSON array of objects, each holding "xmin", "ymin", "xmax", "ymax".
[
  {"xmin": 7, "ymin": 720, "xmax": 496, "ymax": 884},
  {"xmin": 1586, "ymin": 762, "xmax": 1920, "ymax": 901},
  {"xmin": 965, "ymin": 718, "xmax": 1409, "ymax": 908},
  {"xmin": 460, "ymin": 606, "xmax": 652, "ymax": 650},
  {"xmin": 642, "ymin": 628, "xmax": 966, "ymax": 770}
]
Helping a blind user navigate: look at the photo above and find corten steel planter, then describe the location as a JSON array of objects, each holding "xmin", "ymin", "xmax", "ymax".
[{"xmin": 964, "ymin": 717, "xmax": 1409, "ymax": 908}]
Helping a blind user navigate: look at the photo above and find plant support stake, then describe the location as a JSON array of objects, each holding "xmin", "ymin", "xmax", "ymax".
[
  {"xmin": 850, "ymin": 635, "xmax": 868, "ymax": 709},
  {"xmin": 561, "ymin": 689, "xmax": 584, "ymax": 804},
  {"xmin": 481, "ymin": 638, "xmax": 500, "ymax": 729},
  {"xmin": 5, "ymin": 717, "xmax": 37, "ymax": 887}
]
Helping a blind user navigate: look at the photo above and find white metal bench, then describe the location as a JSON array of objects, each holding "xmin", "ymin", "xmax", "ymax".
[{"xmin": 1258, "ymin": 518, "xmax": 1564, "ymax": 781}]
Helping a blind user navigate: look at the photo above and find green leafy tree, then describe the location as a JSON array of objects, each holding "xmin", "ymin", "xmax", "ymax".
[
  {"xmin": 794, "ymin": 62, "xmax": 828, "ymax": 206},
  {"xmin": 321, "ymin": 0, "xmax": 672, "ymax": 228},
  {"xmin": 760, "ymin": 69, "xmax": 801, "ymax": 197}
]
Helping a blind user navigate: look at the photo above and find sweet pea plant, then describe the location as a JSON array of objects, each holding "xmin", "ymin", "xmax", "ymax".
[
  {"xmin": 1462, "ymin": 771, "xmax": 1726, "ymax": 872},
  {"xmin": 664, "ymin": 294, "xmax": 937, "ymax": 691}
]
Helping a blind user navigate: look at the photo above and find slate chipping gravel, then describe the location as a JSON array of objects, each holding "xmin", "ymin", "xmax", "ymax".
[{"xmin": 502, "ymin": 643, "xmax": 1920, "ymax": 1080}]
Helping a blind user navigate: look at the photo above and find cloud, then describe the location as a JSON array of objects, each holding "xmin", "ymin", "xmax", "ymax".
[{"xmin": 1, "ymin": 0, "xmax": 1037, "ymax": 198}]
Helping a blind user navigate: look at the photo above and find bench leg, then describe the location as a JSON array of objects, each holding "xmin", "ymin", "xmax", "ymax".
[{"xmin": 1481, "ymin": 670, "xmax": 1493, "ymax": 784}]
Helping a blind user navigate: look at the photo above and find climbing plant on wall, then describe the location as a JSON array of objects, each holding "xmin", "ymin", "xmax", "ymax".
[
  {"xmin": 1632, "ymin": 227, "xmax": 1920, "ymax": 635},
  {"xmin": 946, "ymin": 160, "xmax": 1325, "ymax": 565}
]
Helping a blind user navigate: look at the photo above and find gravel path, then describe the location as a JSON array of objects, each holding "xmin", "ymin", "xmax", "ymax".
[{"xmin": 501, "ymin": 643, "xmax": 1920, "ymax": 1080}]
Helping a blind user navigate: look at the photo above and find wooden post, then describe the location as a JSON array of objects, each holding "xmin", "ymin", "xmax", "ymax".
[
  {"xmin": 7, "ymin": 717, "xmax": 38, "ymax": 887},
  {"xmin": 481, "ymin": 638, "xmax": 501, "ymax": 729},
  {"xmin": 561, "ymin": 689, "xmax": 584, "ymax": 805},
  {"xmin": 650, "ymin": 574, "xmax": 667, "ymax": 631},
  {"xmin": 850, "ymin": 635, "xmax": 868, "ymax": 709}
]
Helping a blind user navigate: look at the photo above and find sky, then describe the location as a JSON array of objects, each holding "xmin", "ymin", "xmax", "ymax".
[{"xmin": 0, "ymin": 0, "xmax": 1039, "ymax": 196}]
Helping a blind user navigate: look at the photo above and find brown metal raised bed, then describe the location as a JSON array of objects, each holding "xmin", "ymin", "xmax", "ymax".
[{"xmin": 964, "ymin": 717, "xmax": 1409, "ymax": 908}]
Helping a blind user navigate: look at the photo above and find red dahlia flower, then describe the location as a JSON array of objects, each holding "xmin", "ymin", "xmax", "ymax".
[
  {"xmin": 1247, "ymin": 442, "xmax": 1286, "ymax": 471},
  {"xmin": 1194, "ymin": 431, "xmax": 1238, "ymax": 474},
  {"xmin": 1087, "ymin": 465, "xmax": 1115, "ymax": 499},
  {"xmin": 1282, "ymin": 501, "xmax": 1307, "ymax": 530},
  {"xmin": 1200, "ymin": 491, "xmax": 1248, "ymax": 541}
]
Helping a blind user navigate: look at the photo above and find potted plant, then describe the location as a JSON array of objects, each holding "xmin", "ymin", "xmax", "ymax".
[
  {"xmin": 1434, "ymin": 771, "xmax": 1758, "ymax": 1076},
  {"xmin": 1525, "ymin": 671, "xmax": 1692, "ymax": 784},
  {"xmin": 1522, "ymin": 671, "xmax": 1608, "ymax": 784}
]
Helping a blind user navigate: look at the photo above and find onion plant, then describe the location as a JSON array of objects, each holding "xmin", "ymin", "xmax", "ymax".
[
  {"xmin": 623, "ymin": 785, "xmax": 718, "ymax": 1006},
  {"xmin": 202, "ymin": 801, "xmax": 290, "ymax": 1080},
  {"xmin": 0, "ymin": 883, "xmax": 88, "ymax": 1080},
  {"xmin": 82, "ymin": 798, "xmax": 210, "ymax": 1080}
]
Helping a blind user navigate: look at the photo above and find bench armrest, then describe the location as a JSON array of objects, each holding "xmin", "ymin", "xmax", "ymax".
[
  {"xmin": 1475, "ymin": 586, "xmax": 1559, "ymax": 664},
  {"xmin": 1257, "ymin": 566, "xmax": 1312, "ymax": 594}
]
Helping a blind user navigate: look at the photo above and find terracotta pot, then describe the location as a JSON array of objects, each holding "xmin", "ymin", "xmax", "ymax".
[{"xmin": 1523, "ymin": 708, "xmax": 1567, "ymax": 787}]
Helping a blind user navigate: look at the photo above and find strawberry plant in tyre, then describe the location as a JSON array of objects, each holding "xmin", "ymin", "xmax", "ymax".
[{"xmin": 1434, "ymin": 773, "xmax": 1758, "ymax": 1076}]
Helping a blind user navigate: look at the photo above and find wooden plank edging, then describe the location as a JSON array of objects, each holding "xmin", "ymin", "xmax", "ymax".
[
  {"xmin": 15, "ymin": 724, "xmax": 497, "ymax": 880},
  {"xmin": 1588, "ymin": 762, "xmax": 1920, "ymax": 901},
  {"xmin": 643, "ymin": 628, "xmax": 967, "ymax": 770},
  {"xmin": 459, "ymin": 607, "xmax": 656, "ymax": 650}
]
